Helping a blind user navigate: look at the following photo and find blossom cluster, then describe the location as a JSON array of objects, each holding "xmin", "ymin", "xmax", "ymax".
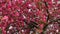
[{"xmin": 0, "ymin": 0, "xmax": 60, "ymax": 34}]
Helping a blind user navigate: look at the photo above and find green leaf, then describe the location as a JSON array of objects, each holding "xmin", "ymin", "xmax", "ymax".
[{"xmin": 0, "ymin": 28, "xmax": 2, "ymax": 34}]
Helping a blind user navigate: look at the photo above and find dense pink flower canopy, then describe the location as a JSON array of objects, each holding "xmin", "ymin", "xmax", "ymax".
[{"xmin": 0, "ymin": 0, "xmax": 60, "ymax": 34}]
